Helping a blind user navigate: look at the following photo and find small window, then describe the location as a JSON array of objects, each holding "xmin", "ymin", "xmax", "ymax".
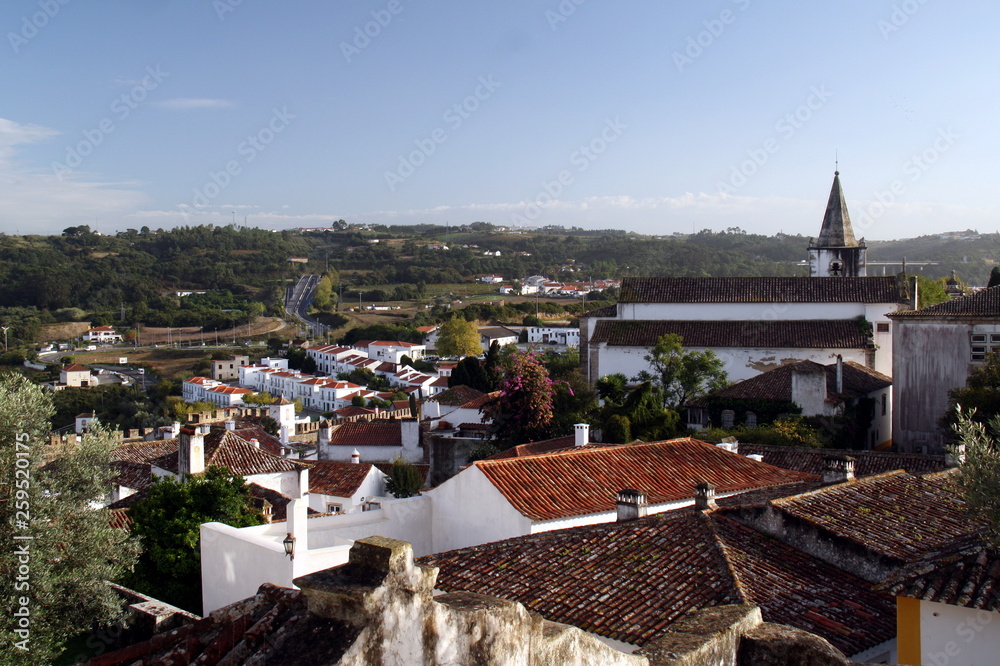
[
  {"xmin": 972, "ymin": 334, "xmax": 987, "ymax": 343},
  {"xmin": 876, "ymin": 322, "xmax": 889, "ymax": 333},
  {"xmin": 721, "ymin": 410, "xmax": 735, "ymax": 429},
  {"xmin": 992, "ymin": 334, "xmax": 1000, "ymax": 343},
  {"xmin": 327, "ymin": 503, "xmax": 342, "ymax": 514},
  {"xmin": 745, "ymin": 412, "xmax": 757, "ymax": 429},
  {"xmin": 881, "ymin": 393, "xmax": 887, "ymax": 416}
]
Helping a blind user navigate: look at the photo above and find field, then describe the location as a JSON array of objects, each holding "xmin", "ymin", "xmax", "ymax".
[{"xmin": 66, "ymin": 348, "xmax": 217, "ymax": 381}]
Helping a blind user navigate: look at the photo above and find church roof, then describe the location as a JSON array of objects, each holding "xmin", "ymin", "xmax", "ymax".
[
  {"xmin": 816, "ymin": 171, "xmax": 858, "ymax": 247},
  {"xmin": 590, "ymin": 319, "xmax": 872, "ymax": 350},
  {"xmin": 618, "ymin": 276, "xmax": 904, "ymax": 304},
  {"xmin": 889, "ymin": 285, "xmax": 1000, "ymax": 319}
]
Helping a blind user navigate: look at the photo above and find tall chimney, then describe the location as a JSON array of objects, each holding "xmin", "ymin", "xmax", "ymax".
[
  {"xmin": 178, "ymin": 427, "xmax": 205, "ymax": 477},
  {"xmin": 835, "ymin": 355, "xmax": 844, "ymax": 394},
  {"xmin": 351, "ymin": 449, "xmax": 361, "ymax": 464},
  {"xmin": 616, "ymin": 489, "xmax": 647, "ymax": 522},
  {"xmin": 694, "ymin": 482, "xmax": 718, "ymax": 511},
  {"xmin": 822, "ymin": 456, "xmax": 856, "ymax": 485},
  {"xmin": 574, "ymin": 423, "xmax": 590, "ymax": 448},
  {"xmin": 225, "ymin": 419, "xmax": 236, "ymax": 431}
]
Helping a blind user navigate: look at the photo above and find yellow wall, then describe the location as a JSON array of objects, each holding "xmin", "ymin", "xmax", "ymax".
[{"xmin": 897, "ymin": 596, "xmax": 922, "ymax": 665}]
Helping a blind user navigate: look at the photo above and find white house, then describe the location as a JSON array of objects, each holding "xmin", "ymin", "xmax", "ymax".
[
  {"xmin": 479, "ymin": 326, "xmax": 519, "ymax": 351},
  {"xmin": 427, "ymin": 435, "xmax": 815, "ymax": 553},
  {"xmin": 889, "ymin": 285, "xmax": 1000, "ymax": 453},
  {"xmin": 303, "ymin": 459, "xmax": 387, "ymax": 515},
  {"xmin": 58, "ymin": 363, "xmax": 98, "ymax": 389},
  {"xmin": 528, "ymin": 326, "xmax": 580, "ymax": 346},
  {"xmin": 316, "ymin": 418, "xmax": 423, "ymax": 464},
  {"xmin": 367, "ymin": 340, "xmax": 426, "ymax": 364},
  {"xmin": 84, "ymin": 325, "xmax": 123, "ymax": 344},
  {"xmin": 688, "ymin": 357, "xmax": 893, "ymax": 449}
]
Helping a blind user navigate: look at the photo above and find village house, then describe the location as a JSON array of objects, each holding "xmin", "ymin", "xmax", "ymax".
[
  {"xmin": 527, "ymin": 326, "xmax": 580, "ymax": 346},
  {"xmin": 55, "ymin": 363, "xmax": 98, "ymax": 389},
  {"xmin": 478, "ymin": 325, "xmax": 519, "ymax": 351},
  {"xmin": 210, "ymin": 354, "xmax": 249, "ymax": 381},
  {"xmin": 84, "ymin": 324, "xmax": 123, "ymax": 344},
  {"xmin": 316, "ymin": 418, "xmax": 423, "ymax": 464},
  {"xmin": 889, "ymin": 284, "xmax": 1000, "ymax": 452},
  {"xmin": 688, "ymin": 356, "xmax": 893, "ymax": 449}
]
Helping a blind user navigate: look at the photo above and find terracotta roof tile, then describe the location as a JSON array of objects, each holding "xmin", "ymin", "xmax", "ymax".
[
  {"xmin": 302, "ymin": 460, "xmax": 378, "ymax": 497},
  {"xmin": 705, "ymin": 359, "xmax": 890, "ymax": 403},
  {"xmin": 890, "ymin": 285, "xmax": 1000, "ymax": 318},
  {"xmin": 327, "ymin": 421, "xmax": 403, "ymax": 448},
  {"xmin": 461, "ymin": 391, "xmax": 501, "ymax": 410},
  {"xmin": 112, "ymin": 439, "xmax": 179, "ymax": 464},
  {"xmin": 427, "ymin": 385, "xmax": 485, "ymax": 406},
  {"xmin": 619, "ymin": 276, "xmax": 906, "ymax": 304},
  {"xmin": 63, "ymin": 363, "xmax": 90, "ymax": 372},
  {"xmin": 150, "ymin": 431, "xmax": 303, "ymax": 476},
  {"xmin": 421, "ymin": 510, "xmax": 895, "ymax": 654},
  {"xmin": 762, "ymin": 470, "xmax": 971, "ymax": 562},
  {"xmin": 475, "ymin": 438, "xmax": 816, "ymax": 521},
  {"xmin": 880, "ymin": 533, "xmax": 1000, "ymax": 610},
  {"xmin": 590, "ymin": 319, "xmax": 872, "ymax": 349},
  {"xmin": 736, "ymin": 443, "xmax": 948, "ymax": 478},
  {"xmin": 110, "ymin": 461, "xmax": 153, "ymax": 491}
]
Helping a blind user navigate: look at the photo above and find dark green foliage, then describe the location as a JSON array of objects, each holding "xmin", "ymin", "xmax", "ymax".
[
  {"xmin": 943, "ymin": 351, "xmax": 1000, "ymax": 433},
  {"xmin": 703, "ymin": 398, "xmax": 802, "ymax": 429},
  {"xmin": 124, "ymin": 467, "xmax": 264, "ymax": 614},
  {"xmin": 989, "ymin": 267, "xmax": 1000, "ymax": 289},
  {"xmin": 450, "ymin": 356, "xmax": 489, "ymax": 392},
  {"xmin": 51, "ymin": 385, "xmax": 168, "ymax": 430},
  {"xmin": 339, "ymin": 323, "xmax": 422, "ymax": 346},
  {"xmin": 0, "ymin": 377, "xmax": 139, "ymax": 665},
  {"xmin": 636, "ymin": 334, "xmax": 728, "ymax": 411},
  {"xmin": 385, "ymin": 458, "xmax": 423, "ymax": 498}
]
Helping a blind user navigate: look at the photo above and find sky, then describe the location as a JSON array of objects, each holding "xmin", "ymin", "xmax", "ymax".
[{"xmin": 0, "ymin": 0, "xmax": 997, "ymax": 239}]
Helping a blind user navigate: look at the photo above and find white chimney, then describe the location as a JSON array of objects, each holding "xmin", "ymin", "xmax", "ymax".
[
  {"xmin": 574, "ymin": 423, "xmax": 590, "ymax": 447},
  {"xmin": 716, "ymin": 437, "xmax": 738, "ymax": 453},
  {"xmin": 169, "ymin": 421, "xmax": 181, "ymax": 439},
  {"xmin": 616, "ymin": 489, "xmax": 647, "ymax": 522},
  {"xmin": 351, "ymin": 449, "xmax": 360, "ymax": 464},
  {"xmin": 250, "ymin": 438, "xmax": 260, "ymax": 448},
  {"xmin": 746, "ymin": 454, "xmax": 764, "ymax": 462},
  {"xmin": 822, "ymin": 456, "xmax": 856, "ymax": 485},
  {"xmin": 178, "ymin": 427, "xmax": 205, "ymax": 477},
  {"xmin": 835, "ymin": 355, "xmax": 844, "ymax": 394},
  {"xmin": 694, "ymin": 482, "xmax": 718, "ymax": 512},
  {"xmin": 225, "ymin": 420, "xmax": 236, "ymax": 431}
]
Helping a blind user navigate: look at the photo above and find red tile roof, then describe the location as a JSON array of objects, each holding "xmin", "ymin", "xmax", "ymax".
[
  {"xmin": 619, "ymin": 276, "xmax": 906, "ymax": 304},
  {"xmin": 427, "ymin": 385, "xmax": 485, "ymax": 406},
  {"xmin": 474, "ymin": 438, "xmax": 817, "ymax": 521},
  {"xmin": 151, "ymin": 431, "xmax": 304, "ymax": 476},
  {"xmin": 303, "ymin": 460, "xmax": 379, "ymax": 497},
  {"xmin": 327, "ymin": 421, "xmax": 403, "ymax": 448},
  {"xmin": 736, "ymin": 443, "xmax": 948, "ymax": 478},
  {"xmin": 890, "ymin": 285, "xmax": 1000, "ymax": 318},
  {"xmin": 590, "ymin": 319, "xmax": 872, "ymax": 349},
  {"xmin": 421, "ymin": 510, "xmax": 895, "ymax": 654},
  {"xmin": 762, "ymin": 470, "xmax": 971, "ymax": 562},
  {"xmin": 63, "ymin": 363, "xmax": 90, "ymax": 372},
  {"xmin": 112, "ymin": 439, "xmax": 179, "ymax": 464},
  {"xmin": 880, "ymin": 533, "xmax": 1000, "ymax": 610},
  {"xmin": 331, "ymin": 406, "xmax": 376, "ymax": 418},
  {"xmin": 704, "ymin": 359, "xmax": 890, "ymax": 403}
]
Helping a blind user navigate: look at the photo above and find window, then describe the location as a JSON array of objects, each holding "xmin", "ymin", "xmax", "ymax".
[
  {"xmin": 745, "ymin": 412, "xmax": 757, "ymax": 429},
  {"xmin": 876, "ymin": 322, "xmax": 889, "ymax": 333},
  {"xmin": 882, "ymin": 393, "xmax": 887, "ymax": 416},
  {"xmin": 829, "ymin": 260, "xmax": 844, "ymax": 277},
  {"xmin": 326, "ymin": 503, "xmax": 342, "ymax": 514},
  {"xmin": 721, "ymin": 410, "xmax": 735, "ymax": 428},
  {"xmin": 971, "ymin": 333, "xmax": 1000, "ymax": 361}
]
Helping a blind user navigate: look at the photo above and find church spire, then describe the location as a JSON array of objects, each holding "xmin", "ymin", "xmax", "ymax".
[{"xmin": 816, "ymin": 171, "xmax": 858, "ymax": 247}]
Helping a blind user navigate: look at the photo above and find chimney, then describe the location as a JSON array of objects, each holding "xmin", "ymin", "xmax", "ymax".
[
  {"xmin": 169, "ymin": 421, "xmax": 181, "ymax": 439},
  {"xmin": 317, "ymin": 420, "xmax": 333, "ymax": 461},
  {"xmin": 616, "ymin": 489, "xmax": 647, "ymax": 522},
  {"xmin": 197, "ymin": 423, "xmax": 211, "ymax": 436},
  {"xmin": 716, "ymin": 437, "xmax": 738, "ymax": 453},
  {"xmin": 225, "ymin": 420, "xmax": 236, "ymax": 431},
  {"xmin": 250, "ymin": 438, "xmax": 260, "ymax": 448},
  {"xmin": 178, "ymin": 427, "xmax": 205, "ymax": 477},
  {"xmin": 746, "ymin": 453, "xmax": 764, "ymax": 462},
  {"xmin": 296, "ymin": 466, "xmax": 309, "ymax": 498},
  {"xmin": 574, "ymin": 423, "xmax": 590, "ymax": 447},
  {"xmin": 694, "ymin": 482, "xmax": 718, "ymax": 511},
  {"xmin": 822, "ymin": 456, "xmax": 856, "ymax": 484},
  {"xmin": 351, "ymin": 449, "xmax": 361, "ymax": 464},
  {"xmin": 835, "ymin": 355, "xmax": 844, "ymax": 394}
]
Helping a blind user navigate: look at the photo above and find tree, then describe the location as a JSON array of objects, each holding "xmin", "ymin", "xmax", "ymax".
[
  {"xmin": 312, "ymin": 275, "xmax": 334, "ymax": 312},
  {"xmin": 943, "ymin": 351, "xmax": 1000, "ymax": 431},
  {"xmin": 0, "ymin": 375, "xmax": 139, "ymax": 665},
  {"xmin": 436, "ymin": 317, "xmax": 481, "ymax": 358},
  {"xmin": 385, "ymin": 457, "xmax": 423, "ymax": 498},
  {"xmin": 636, "ymin": 334, "xmax": 728, "ymax": 411},
  {"xmin": 916, "ymin": 275, "xmax": 950, "ymax": 309},
  {"xmin": 123, "ymin": 467, "xmax": 264, "ymax": 614},
  {"xmin": 989, "ymin": 266, "xmax": 1000, "ymax": 289},
  {"xmin": 483, "ymin": 351, "xmax": 557, "ymax": 449},
  {"xmin": 952, "ymin": 408, "xmax": 1000, "ymax": 548}
]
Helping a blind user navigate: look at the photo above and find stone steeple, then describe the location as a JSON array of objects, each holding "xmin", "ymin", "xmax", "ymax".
[{"xmin": 808, "ymin": 171, "xmax": 867, "ymax": 277}]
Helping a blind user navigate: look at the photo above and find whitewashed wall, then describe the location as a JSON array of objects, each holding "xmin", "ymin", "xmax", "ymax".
[{"xmin": 917, "ymin": 600, "xmax": 1000, "ymax": 666}]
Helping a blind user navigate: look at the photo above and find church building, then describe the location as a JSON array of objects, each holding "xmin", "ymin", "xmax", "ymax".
[{"xmin": 581, "ymin": 172, "xmax": 916, "ymax": 385}]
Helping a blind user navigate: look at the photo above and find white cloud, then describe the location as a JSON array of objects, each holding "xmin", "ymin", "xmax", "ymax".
[
  {"xmin": 0, "ymin": 117, "xmax": 147, "ymax": 234},
  {"xmin": 153, "ymin": 98, "xmax": 235, "ymax": 110}
]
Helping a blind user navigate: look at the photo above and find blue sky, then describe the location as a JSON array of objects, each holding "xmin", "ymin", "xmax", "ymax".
[{"xmin": 1, "ymin": 0, "xmax": 996, "ymax": 238}]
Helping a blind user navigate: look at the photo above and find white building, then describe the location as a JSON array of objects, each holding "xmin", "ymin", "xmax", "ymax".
[
  {"xmin": 84, "ymin": 325, "xmax": 123, "ymax": 344},
  {"xmin": 889, "ymin": 285, "xmax": 1000, "ymax": 452},
  {"xmin": 367, "ymin": 340, "xmax": 426, "ymax": 364},
  {"xmin": 527, "ymin": 326, "xmax": 580, "ymax": 346},
  {"xmin": 316, "ymin": 418, "xmax": 423, "ymax": 464}
]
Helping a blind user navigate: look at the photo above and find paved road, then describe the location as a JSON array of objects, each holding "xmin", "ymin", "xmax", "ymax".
[
  {"xmin": 286, "ymin": 275, "xmax": 328, "ymax": 338},
  {"xmin": 90, "ymin": 364, "xmax": 158, "ymax": 392}
]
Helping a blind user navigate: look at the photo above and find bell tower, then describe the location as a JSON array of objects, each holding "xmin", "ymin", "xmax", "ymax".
[{"xmin": 808, "ymin": 171, "xmax": 867, "ymax": 277}]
